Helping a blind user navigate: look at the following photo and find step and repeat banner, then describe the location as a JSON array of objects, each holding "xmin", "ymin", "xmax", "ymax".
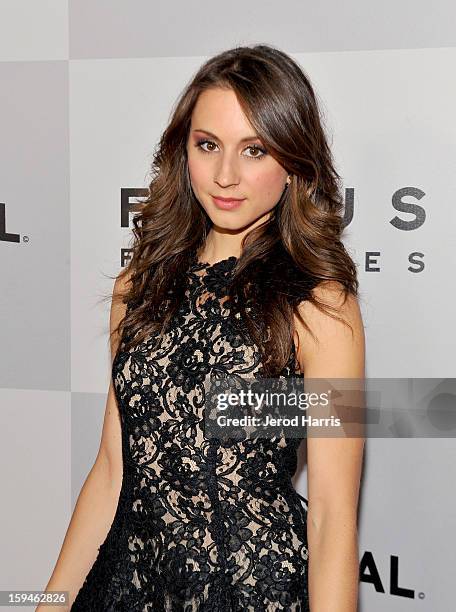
[{"xmin": 1, "ymin": 1, "xmax": 455, "ymax": 610}]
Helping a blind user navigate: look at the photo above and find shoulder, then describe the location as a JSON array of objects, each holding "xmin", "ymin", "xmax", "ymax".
[
  {"xmin": 293, "ymin": 281, "xmax": 365, "ymax": 377},
  {"xmin": 110, "ymin": 268, "xmax": 134, "ymax": 360},
  {"xmin": 298, "ymin": 280, "xmax": 362, "ymax": 325},
  {"xmin": 112, "ymin": 267, "xmax": 134, "ymax": 317},
  {"xmin": 113, "ymin": 267, "xmax": 133, "ymax": 298}
]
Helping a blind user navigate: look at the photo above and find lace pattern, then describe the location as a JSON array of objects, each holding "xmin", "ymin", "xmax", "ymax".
[{"xmin": 71, "ymin": 254, "xmax": 309, "ymax": 611}]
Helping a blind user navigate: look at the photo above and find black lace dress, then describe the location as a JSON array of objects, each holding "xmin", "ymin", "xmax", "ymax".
[{"xmin": 71, "ymin": 253, "xmax": 309, "ymax": 611}]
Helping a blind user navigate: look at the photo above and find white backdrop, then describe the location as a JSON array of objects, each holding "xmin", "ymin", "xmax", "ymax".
[{"xmin": 1, "ymin": 1, "xmax": 455, "ymax": 610}]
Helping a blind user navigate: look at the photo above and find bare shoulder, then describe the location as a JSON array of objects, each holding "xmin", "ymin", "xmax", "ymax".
[
  {"xmin": 296, "ymin": 280, "xmax": 363, "ymax": 335},
  {"xmin": 112, "ymin": 267, "xmax": 133, "ymax": 302},
  {"xmin": 293, "ymin": 281, "xmax": 365, "ymax": 378},
  {"xmin": 109, "ymin": 268, "xmax": 134, "ymax": 362}
]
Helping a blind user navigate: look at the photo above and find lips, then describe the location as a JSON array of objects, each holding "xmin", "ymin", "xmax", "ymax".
[
  {"xmin": 212, "ymin": 195, "xmax": 245, "ymax": 202},
  {"xmin": 211, "ymin": 195, "xmax": 245, "ymax": 210}
]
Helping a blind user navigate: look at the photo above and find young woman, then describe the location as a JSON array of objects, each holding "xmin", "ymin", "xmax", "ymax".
[{"xmin": 40, "ymin": 44, "xmax": 365, "ymax": 611}]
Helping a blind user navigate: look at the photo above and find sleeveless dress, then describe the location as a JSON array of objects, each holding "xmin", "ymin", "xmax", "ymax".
[{"xmin": 71, "ymin": 253, "xmax": 309, "ymax": 611}]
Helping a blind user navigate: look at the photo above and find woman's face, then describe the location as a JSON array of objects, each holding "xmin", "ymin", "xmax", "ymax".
[{"xmin": 186, "ymin": 87, "xmax": 289, "ymax": 233}]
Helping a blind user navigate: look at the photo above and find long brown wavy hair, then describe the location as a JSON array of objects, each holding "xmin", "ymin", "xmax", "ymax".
[{"xmin": 109, "ymin": 43, "xmax": 359, "ymax": 377}]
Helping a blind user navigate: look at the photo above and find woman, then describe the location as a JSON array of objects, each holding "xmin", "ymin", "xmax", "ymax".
[{"xmin": 40, "ymin": 44, "xmax": 365, "ymax": 611}]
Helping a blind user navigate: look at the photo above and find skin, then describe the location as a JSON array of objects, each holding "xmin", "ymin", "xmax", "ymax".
[{"xmin": 186, "ymin": 86, "xmax": 365, "ymax": 611}]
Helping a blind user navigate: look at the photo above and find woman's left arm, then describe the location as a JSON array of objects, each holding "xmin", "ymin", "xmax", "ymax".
[{"xmin": 294, "ymin": 282, "xmax": 366, "ymax": 612}]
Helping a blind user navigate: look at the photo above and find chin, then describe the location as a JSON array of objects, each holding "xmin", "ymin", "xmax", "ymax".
[{"xmin": 207, "ymin": 214, "xmax": 247, "ymax": 229}]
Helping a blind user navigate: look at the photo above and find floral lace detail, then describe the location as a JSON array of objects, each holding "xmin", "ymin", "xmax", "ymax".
[{"xmin": 71, "ymin": 253, "xmax": 309, "ymax": 611}]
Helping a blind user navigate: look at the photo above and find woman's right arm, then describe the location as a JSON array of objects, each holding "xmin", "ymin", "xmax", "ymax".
[{"xmin": 36, "ymin": 273, "xmax": 131, "ymax": 611}]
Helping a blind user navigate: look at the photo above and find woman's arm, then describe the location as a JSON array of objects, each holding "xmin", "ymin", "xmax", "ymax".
[
  {"xmin": 294, "ymin": 282, "xmax": 366, "ymax": 612},
  {"xmin": 36, "ymin": 273, "xmax": 131, "ymax": 611}
]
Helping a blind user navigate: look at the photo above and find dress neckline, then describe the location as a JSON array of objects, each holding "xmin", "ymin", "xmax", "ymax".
[{"xmin": 189, "ymin": 249, "xmax": 238, "ymax": 272}]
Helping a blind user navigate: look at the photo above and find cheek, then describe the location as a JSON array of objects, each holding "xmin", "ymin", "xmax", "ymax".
[
  {"xmin": 250, "ymin": 164, "xmax": 286, "ymax": 199},
  {"xmin": 187, "ymin": 155, "xmax": 209, "ymax": 187}
]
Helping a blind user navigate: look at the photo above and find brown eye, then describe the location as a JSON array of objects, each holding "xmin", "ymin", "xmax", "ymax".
[
  {"xmin": 244, "ymin": 145, "xmax": 267, "ymax": 160},
  {"xmin": 196, "ymin": 139, "xmax": 218, "ymax": 153}
]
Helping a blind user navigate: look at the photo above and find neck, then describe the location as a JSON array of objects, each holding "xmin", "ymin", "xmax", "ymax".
[{"xmin": 197, "ymin": 232, "xmax": 242, "ymax": 265}]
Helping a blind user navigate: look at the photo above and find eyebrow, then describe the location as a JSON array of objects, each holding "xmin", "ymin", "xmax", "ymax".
[{"xmin": 192, "ymin": 129, "xmax": 263, "ymax": 143}]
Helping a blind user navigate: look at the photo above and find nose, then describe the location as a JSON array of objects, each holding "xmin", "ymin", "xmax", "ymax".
[{"xmin": 213, "ymin": 151, "xmax": 240, "ymax": 187}]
